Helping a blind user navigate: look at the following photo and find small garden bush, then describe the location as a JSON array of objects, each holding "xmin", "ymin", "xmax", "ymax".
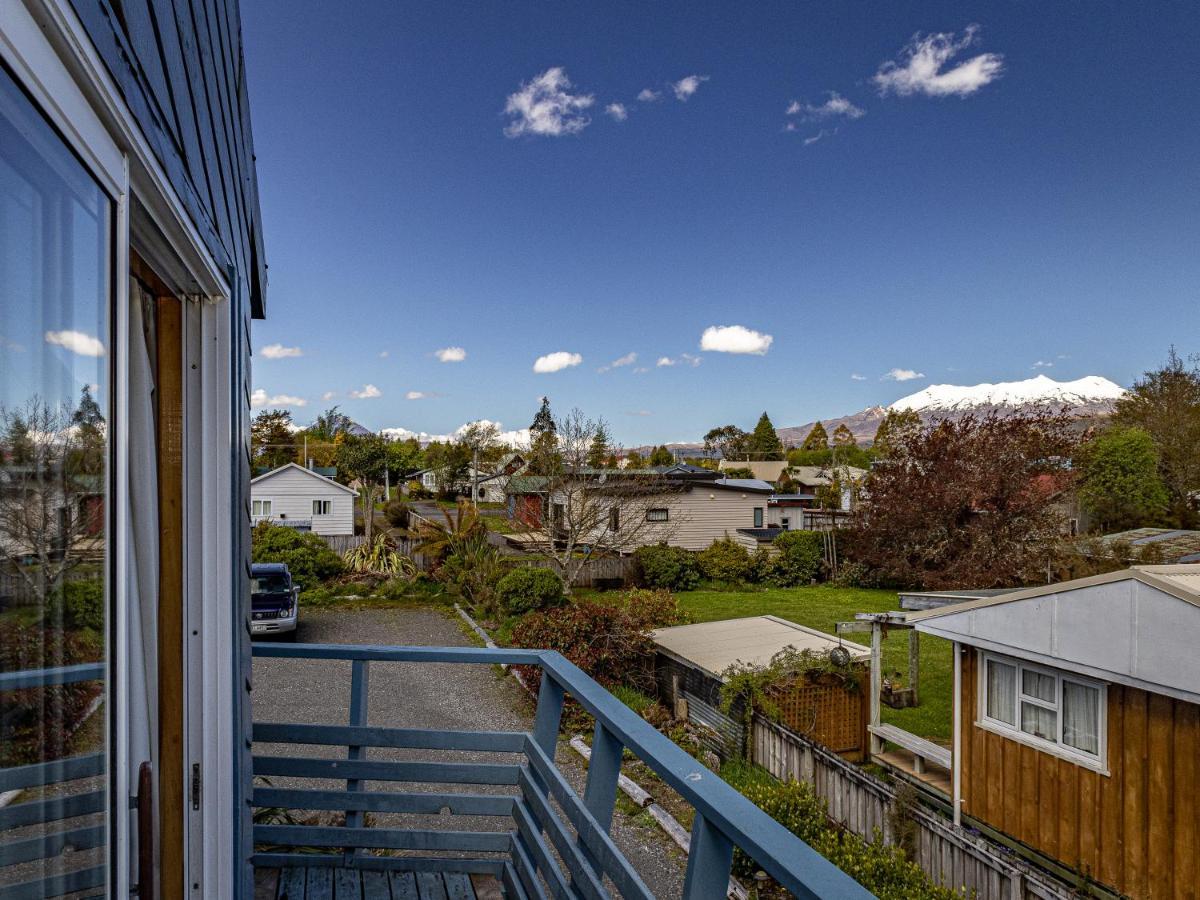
[
  {"xmin": 252, "ymin": 521, "xmax": 345, "ymax": 586},
  {"xmin": 603, "ymin": 587, "xmax": 687, "ymax": 630},
  {"xmin": 510, "ymin": 600, "xmax": 656, "ymax": 692},
  {"xmin": 769, "ymin": 530, "xmax": 825, "ymax": 585},
  {"xmin": 384, "ymin": 499, "xmax": 410, "ymax": 528},
  {"xmin": 635, "ymin": 543, "xmax": 700, "ymax": 591},
  {"xmin": 721, "ymin": 764, "xmax": 962, "ymax": 900},
  {"xmin": 63, "ymin": 580, "xmax": 104, "ymax": 631},
  {"xmin": 697, "ymin": 536, "xmax": 756, "ymax": 584},
  {"xmin": 496, "ymin": 567, "xmax": 564, "ymax": 615}
]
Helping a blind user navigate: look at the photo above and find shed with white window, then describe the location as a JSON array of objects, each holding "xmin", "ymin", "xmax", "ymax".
[
  {"xmin": 250, "ymin": 463, "xmax": 356, "ymax": 535},
  {"xmin": 909, "ymin": 564, "xmax": 1200, "ymax": 900}
]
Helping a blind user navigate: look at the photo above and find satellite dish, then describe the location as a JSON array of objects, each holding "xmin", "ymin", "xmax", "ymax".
[{"xmin": 829, "ymin": 646, "xmax": 851, "ymax": 667}]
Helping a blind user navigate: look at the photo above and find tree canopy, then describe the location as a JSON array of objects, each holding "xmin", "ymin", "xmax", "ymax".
[
  {"xmin": 648, "ymin": 445, "xmax": 674, "ymax": 466},
  {"xmin": 800, "ymin": 422, "xmax": 829, "ymax": 452},
  {"xmin": 703, "ymin": 424, "xmax": 749, "ymax": 461},
  {"xmin": 832, "ymin": 423, "xmax": 856, "ymax": 447},
  {"xmin": 1076, "ymin": 426, "xmax": 1169, "ymax": 532},
  {"xmin": 251, "ymin": 409, "xmax": 297, "ymax": 470},
  {"xmin": 748, "ymin": 412, "xmax": 785, "ymax": 460},
  {"xmin": 871, "ymin": 408, "xmax": 921, "ymax": 458}
]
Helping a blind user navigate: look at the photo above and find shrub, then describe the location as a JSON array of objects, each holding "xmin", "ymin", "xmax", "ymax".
[
  {"xmin": 721, "ymin": 765, "xmax": 961, "ymax": 899},
  {"xmin": 697, "ymin": 536, "xmax": 756, "ymax": 584},
  {"xmin": 406, "ymin": 481, "xmax": 432, "ymax": 499},
  {"xmin": 438, "ymin": 538, "xmax": 510, "ymax": 618},
  {"xmin": 769, "ymin": 530, "xmax": 825, "ymax": 585},
  {"xmin": 634, "ymin": 543, "xmax": 700, "ymax": 591},
  {"xmin": 252, "ymin": 522, "xmax": 345, "ymax": 586},
  {"xmin": 609, "ymin": 684, "xmax": 657, "ymax": 715},
  {"xmin": 343, "ymin": 534, "xmax": 415, "ymax": 577},
  {"xmin": 63, "ymin": 580, "xmax": 104, "ymax": 632},
  {"xmin": 604, "ymin": 587, "xmax": 687, "ymax": 630},
  {"xmin": 384, "ymin": 499, "xmax": 410, "ymax": 528},
  {"xmin": 497, "ymin": 567, "xmax": 564, "ymax": 615},
  {"xmin": 510, "ymin": 600, "xmax": 656, "ymax": 692}
]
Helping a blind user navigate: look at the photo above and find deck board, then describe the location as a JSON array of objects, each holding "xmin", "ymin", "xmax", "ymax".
[{"xmin": 261, "ymin": 866, "xmax": 488, "ymax": 900}]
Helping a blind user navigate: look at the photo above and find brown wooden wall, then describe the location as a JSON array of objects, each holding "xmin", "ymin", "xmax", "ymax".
[{"xmin": 960, "ymin": 647, "xmax": 1199, "ymax": 900}]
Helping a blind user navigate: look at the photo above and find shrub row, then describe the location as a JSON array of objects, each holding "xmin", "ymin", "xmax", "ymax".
[
  {"xmin": 251, "ymin": 521, "xmax": 345, "ymax": 585},
  {"xmin": 635, "ymin": 531, "xmax": 829, "ymax": 590}
]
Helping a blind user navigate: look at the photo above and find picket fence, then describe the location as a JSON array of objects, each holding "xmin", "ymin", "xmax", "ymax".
[{"xmin": 751, "ymin": 716, "xmax": 1103, "ymax": 900}]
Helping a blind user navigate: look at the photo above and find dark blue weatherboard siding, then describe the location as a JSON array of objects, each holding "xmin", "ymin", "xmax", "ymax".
[{"xmin": 68, "ymin": 0, "xmax": 267, "ymax": 318}]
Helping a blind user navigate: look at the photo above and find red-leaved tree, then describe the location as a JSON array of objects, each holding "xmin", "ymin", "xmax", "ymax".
[{"xmin": 846, "ymin": 410, "xmax": 1080, "ymax": 589}]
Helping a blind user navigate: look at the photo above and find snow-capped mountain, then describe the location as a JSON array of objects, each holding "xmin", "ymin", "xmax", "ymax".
[{"xmin": 889, "ymin": 375, "xmax": 1126, "ymax": 414}]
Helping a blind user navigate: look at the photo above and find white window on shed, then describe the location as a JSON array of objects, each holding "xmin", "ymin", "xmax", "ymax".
[
  {"xmin": 980, "ymin": 651, "xmax": 1106, "ymax": 769},
  {"xmin": 312, "ymin": 500, "xmax": 331, "ymax": 515},
  {"xmin": 253, "ymin": 499, "xmax": 272, "ymax": 517},
  {"xmin": 646, "ymin": 508, "xmax": 669, "ymax": 523}
]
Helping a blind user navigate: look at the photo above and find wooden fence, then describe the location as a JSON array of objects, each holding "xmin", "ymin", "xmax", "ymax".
[
  {"xmin": 751, "ymin": 716, "xmax": 1100, "ymax": 900},
  {"xmin": 0, "ymin": 569, "xmax": 98, "ymax": 609},
  {"xmin": 515, "ymin": 555, "xmax": 635, "ymax": 588},
  {"xmin": 317, "ymin": 534, "xmax": 367, "ymax": 554}
]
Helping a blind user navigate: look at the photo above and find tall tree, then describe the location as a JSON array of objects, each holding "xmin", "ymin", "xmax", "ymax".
[
  {"xmin": 648, "ymin": 445, "xmax": 674, "ymax": 466},
  {"xmin": 1077, "ymin": 427, "xmax": 1169, "ymax": 532},
  {"xmin": 748, "ymin": 412, "xmax": 785, "ymax": 460},
  {"xmin": 847, "ymin": 410, "xmax": 1079, "ymax": 589},
  {"xmin": 423, "ymin": 440, "xmax": 472, "ymax": 496},
  {"xmin": 872, "ymin": 408, "xmax": 921, "ymax": 458},
  {"xmin": 832, "ymin": 423, "xmax": 856, "ymax": 447},
  {"xmin": 1114, "ymin": 348, "xmax": 1200, "ymax": 527},
  {"xmin": 335, "ymin": 434, "xmax": 389, "ymax": 542},
  {"xmin": 384, "ymin": 437, "xmax": 424, "ymax": 485},
  {"xmin": 586, "ymin": 423, "xmax": 611, "ymax": 468},
  {"xmin": 251, "ymin": 409, "xmax": 297, "ymax": 470},
  {"xmin": 800, "ymin": 422, "xmax": 829, "ymax": 452},
  {"xmin": 703, "ymin": 425, "xmax": 749, "ymax": 460},
  {"xmin": 309, "ymin": 406, "xmax": 351, "ymax": 441},
  {"xmin": 528, "ymin": 397, "xmax": 561, "ymax": 475}
]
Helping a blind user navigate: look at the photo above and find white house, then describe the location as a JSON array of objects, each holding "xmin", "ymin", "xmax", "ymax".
[{"xmin": 251, "ymin": 463, "xmax": 356, "ymax": 535}]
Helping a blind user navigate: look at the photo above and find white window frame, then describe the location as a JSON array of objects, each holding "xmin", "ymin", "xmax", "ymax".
[
  {"xmin": 312, "ymin": 499, "xmax": 331, "ymax": 516},
  {"xmin": 252, "ymin": 499, "xmax": 273, "ymax": 517},
  {"xmin": 753, "ymin": 507, "xmax": 764, "ymax": 528},
  {"xmin": 977, "ymin": 651, "xmax": 1108, "ymax": 773},
  {"xmin": 646, "ymin": 507, "xmax": 669, "ymax": 523}
]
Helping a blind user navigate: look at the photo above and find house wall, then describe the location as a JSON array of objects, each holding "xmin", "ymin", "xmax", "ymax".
[
  {"xmin": 665, "ymin": 488, "xmax": 769, "ymax": 549},
  {"xmin": 959, "ymin": 646, "xmax": 1199, "ymax": 899},
  {"xmin": 251, "ymin": 467, "xmax": 354, "ymax": 535}
]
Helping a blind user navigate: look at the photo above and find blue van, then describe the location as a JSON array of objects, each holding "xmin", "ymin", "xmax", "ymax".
[{"xmin": 250, "ymin": 562, "xmax": 300, "ymax": 639}]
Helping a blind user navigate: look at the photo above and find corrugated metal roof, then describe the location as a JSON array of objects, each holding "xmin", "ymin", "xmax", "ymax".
[{"xmin": 650, "ymin": 615, "xmax": 870, "ymax": 679}]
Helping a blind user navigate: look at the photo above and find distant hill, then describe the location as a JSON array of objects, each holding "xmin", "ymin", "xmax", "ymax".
[{"xmin": 651, "ymin": 375, "xmax": 1126, "ymax": 454}]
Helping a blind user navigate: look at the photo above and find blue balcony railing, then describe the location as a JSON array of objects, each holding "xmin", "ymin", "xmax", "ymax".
[{"xmin": 251, "ymin": 643, "xmax": 873, "ymax": 899}]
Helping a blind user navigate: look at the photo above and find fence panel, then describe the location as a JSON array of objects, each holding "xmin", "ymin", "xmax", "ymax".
[{"xmin": 751, "ymin": 716, "xmax": 1090, "ymax": 900}]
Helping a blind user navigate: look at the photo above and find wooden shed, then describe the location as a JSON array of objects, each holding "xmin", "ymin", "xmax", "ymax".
[
  {"xmin": 910, "ymin": 564, "xmax": 1200, "ymax": 900},
  {"xmin": 650, "ymin": 616, "xmax": 871, "ymax": 761}
]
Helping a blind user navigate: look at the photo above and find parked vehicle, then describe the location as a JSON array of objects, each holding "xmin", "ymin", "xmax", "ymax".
[{"xmin": 250, "ymin": 562, "xmax": 300, "ymax": 639}]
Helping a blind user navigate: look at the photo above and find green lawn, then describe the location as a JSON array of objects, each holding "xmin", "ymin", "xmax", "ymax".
[{"xmin": 675, "ymin": 585, "xmax": 953, "ymax": 742}]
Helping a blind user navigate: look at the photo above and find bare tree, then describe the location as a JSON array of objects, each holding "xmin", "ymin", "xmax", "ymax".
[
  {"xmin": 515, "ymin": 408, "xmax": 687, "ymax": 592},
  {"xmin": 0, "ymin": 397, "xmax": 104, "ymax": 600}
]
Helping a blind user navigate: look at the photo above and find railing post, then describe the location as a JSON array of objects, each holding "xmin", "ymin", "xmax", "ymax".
[
  {"xmin": 532, "ymin": 670, "xmax": 565, "ymax": 762},
  {"xmin": 682, "ymin": 814, "xmax": 735, "ymax": 900},
  {"xmin": 578, "ymin": 720, "xmax": 624, "ymax": 874},
  {"xmin": 344, "ymin": 659, "xmax": 369, "ymax": 861}
]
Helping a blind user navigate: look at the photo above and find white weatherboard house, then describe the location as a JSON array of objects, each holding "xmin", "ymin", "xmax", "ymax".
[{"xmin": 251, "ymin": 463, "xmax": 356, "ymax": 535}]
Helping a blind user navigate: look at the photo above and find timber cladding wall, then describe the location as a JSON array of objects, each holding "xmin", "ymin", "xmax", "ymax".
[{"xmin": 960, "ymin": 647, "xmax": 1198, "ymax": 900}]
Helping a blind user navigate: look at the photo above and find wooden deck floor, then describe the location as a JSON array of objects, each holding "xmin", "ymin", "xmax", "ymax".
[{"xmin": 256, "ymin": 866, "xmax": 504, "ymax": 900}]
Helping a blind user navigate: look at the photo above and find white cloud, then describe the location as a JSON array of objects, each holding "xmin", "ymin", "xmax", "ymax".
[
  {"xmin": 260, "ymin": 343, "xmax": 302, "ymax": 359},
  {"xmin": 406, "ymin": 391, "xmax": 429, "ymax": 400},
  {"xmin": 503, "ymin": 67, "xmax": 594, "ymax": 137},
  {"xmin": 349, "ymin": 384, "xmax": 382, "ymax": 399},
  {"xmin": 700, "ymin": 325, "xmax": 773, "ymax": 355},
  {"xmin": 250, "ymin": 388, "xmax": 307, "ymax": 408},
  {"xmin": 874, "ymin": 25, "xmax": 1004, "ymax": 98},
  {"xmin": 656, "ymin": 356, "xmax": 676, "ymax": 367},
  {"xmin": 382, "ymin": 419, "xmax": 532, "ymax": 449},
  {"xmin": 598, "ymin": 351, "xmax": 637, "ymax": 373},
  {"xmin": 626, "ymin": 410, "xmax": 652, "ymax": 417},
  {"xmin": 435, "ymin": 346, "xmax": 467, "ymax": 363},
  {"xmin": 321, "ymin": 391, "xmax": 337, "ymax": 401},
  {"xmin": 533, "ymin": 351, "xmax": 583, "ymax": 373},
  {"xmin": 1032, "ymin": 360, "xmax": 1054, "ymax": 369},
  {"xmin": 605, "ymin": 102, "xmax": 628, "ymax": 121},
  {"xmin": 632, "ymin": 367, "xmax": 649, "ymax": 374},
  {"xmin": 379, "ymin": 350, "xmax": 389, "ymax": 358},
  {"xmin": 803, "ymin": 129, "xmax": 834, "ymax": 146},
  {"xmin": 883, "ymin": 368, "xmax": 925, "ymax": 382},
  {"xmin": 672, "ymin": 75, "xmax": 709, "ymax": 101},
  {"xmin": 851, "ymin": 373, "xmax": 867, "ymax": 381},
  {"xmin": 45, "ymin": 330, "xmax": 104, "ymax": 357},
  {"xmin": 637, "ymin": 88, "xmax": 661, "ymax": 102},
  {"xmin": 788, "ymin": 91, "xmax": 865, "ymax": 120},
  {"xmin": 657, "ymin": 353, "xmax": 702, "ymax": 368}
]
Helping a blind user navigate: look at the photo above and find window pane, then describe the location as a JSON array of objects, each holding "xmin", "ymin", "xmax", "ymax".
[
  {"xmin": 1, "ymin": 67, "xmax": 110, "ymax": 894},
  {"xmin": 985, "ymin": 660, "xmax": 1017, "ymax": 725},
  {"xmin": 1022, "ymin": 669, "xmax": 1056, "ymax": 703},
  {"xmin": 1021, "ymin": 702, "xmax": 1058, "ymax": 742},
  {"xmin": 1063, "ymin": 681, "xmax": 1101, "ymax": 755}
]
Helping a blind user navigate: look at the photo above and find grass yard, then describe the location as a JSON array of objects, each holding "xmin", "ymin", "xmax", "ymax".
[{"xmin": 675, "ymin": 585, "xmax": 953, "ymax": 742}]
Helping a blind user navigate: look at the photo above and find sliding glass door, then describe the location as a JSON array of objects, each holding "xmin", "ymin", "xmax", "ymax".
[{"xmin": 0, "ymin": 62, "xmax": 112, "ymax": 896}]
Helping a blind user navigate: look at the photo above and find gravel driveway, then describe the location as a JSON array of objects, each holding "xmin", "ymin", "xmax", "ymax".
[{"xmin": 252, "ymin": 607, "xmax": 685, "ymax": 896}]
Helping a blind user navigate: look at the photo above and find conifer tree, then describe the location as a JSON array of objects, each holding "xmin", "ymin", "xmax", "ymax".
[
  {"xmin": 748, "ymin": 412, "xmax": 785, "ymax": 460},
  {"xmin": 801, "ymin": 421, "xmax": 829, "ymax": 452}
]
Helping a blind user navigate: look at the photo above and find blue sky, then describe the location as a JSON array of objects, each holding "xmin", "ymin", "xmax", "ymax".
[{"xmin": 242, "ymin": 1, "xmax": 1199, "ymax": 445}]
